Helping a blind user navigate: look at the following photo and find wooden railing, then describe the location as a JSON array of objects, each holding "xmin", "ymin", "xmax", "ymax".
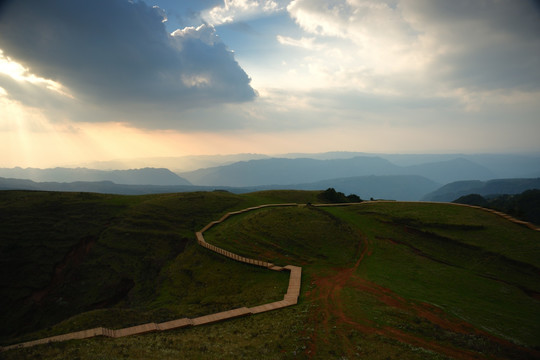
[
  {"xmin": 1, "ymin": 203, "xmax": 302, "ymax": 351},
  {"xmin": 4, "ymin": 200, "xmax": 536, "ymax": 351}
]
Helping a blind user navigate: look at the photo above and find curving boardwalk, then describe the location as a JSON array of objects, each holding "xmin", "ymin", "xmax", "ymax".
[
  {"xmin": 1, "ymin": 203, "xmax": 302, "ymax": 352},
  {"xmin": 2, "ymin": 200, "xmax": 537, "ymax": 352},
  {"xmin": 452, "ymin": 203, "xmax": 540, "ymax": 231}
]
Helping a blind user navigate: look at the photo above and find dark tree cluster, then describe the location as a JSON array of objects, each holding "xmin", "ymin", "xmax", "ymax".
[
  {"xmin": 453, "ymin": 189, "xmax": 540, "ymax": 225},
  {"xmin": 317, "ymin": 188, "xmax": 363, "ymax": 204}
]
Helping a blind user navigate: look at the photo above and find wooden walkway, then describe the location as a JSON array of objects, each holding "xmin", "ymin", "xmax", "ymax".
[
  {"xmin": 3, "ymin": 200, "xmax": 537, "ymax": 352},
  {"xmin": 1, "ymin": 203, "xmax": 302, "ymax": 352},
  {"xmin": 455, "ymin": 203, "xmax": 540, "ymax": 231}
]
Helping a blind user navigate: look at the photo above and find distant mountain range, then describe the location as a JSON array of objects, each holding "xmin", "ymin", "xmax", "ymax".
[
  {"xmin": 0, "ymin": 177, "xmax": 200, "ymax": 195},
  {"xmin": 0, "ymin": 175, "xmax": 438, "ymax": 200},
  {"xmin": 0, "ymin": 167, "xmax": 191, "ymax": 186},
  {"xmin": 2, "ymin": 152, "xmax": 539, "ymax": 201},
  {"xmin": 2, "ymin": 175, "xmax": 540, "ymax": 202},
  {"xmin": 267, "ymin": 175, "xmax": 441, "ymax": 201},
  {"xmin": 178, "ymin": 156, "xmax": 495, "ymax": 186},
  {"xmin": 422, "ymin": 178, "xmax": 540, "ymax": 202},
  {"xmin": 74, "ymin": 152, "xmax": 540, "ymax": 178},
  {"xmin": 78, "ymin": 154, "xmax": 270, "ymax": 173}
]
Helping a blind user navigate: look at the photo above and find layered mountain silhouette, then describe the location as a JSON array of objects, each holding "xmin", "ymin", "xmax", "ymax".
[
  {"xmin": 0, "ymin": 175, "xmax": 438, "ymax": 201},
  {"xmin": 0, "ymin": 167, "xmax": 190, "ymax": 186},
  {"xmin": 266, "ymin": 175, "xmax": 441, "ymax": 201},
  {"xmin": 423, "ymin": 178, "xmax": 540, "ymax": 202},
  {"xmin": 0, "ymin": 177, "xmax": 200, "ymax": 195},
  {"xmin": 178, "ymin": 156, "xmax": 495, "ymax": 186},
  {"xmin": 2, "ymin": 153, "xmax": 539, "ymax": 201}
]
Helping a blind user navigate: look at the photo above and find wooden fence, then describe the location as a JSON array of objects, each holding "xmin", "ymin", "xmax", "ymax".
[
  {"xmin": 4, "ymin": 199, "xmax": 537, "ymax": 351},
  {"xmin": 2, "ymin": 203, "xmax": 302, "ymax": 352}
]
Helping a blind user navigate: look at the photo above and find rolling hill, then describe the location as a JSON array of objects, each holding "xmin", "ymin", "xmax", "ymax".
[{"xmin": 2, "ymin": 190, "xmax": 539, "ymax": 359}]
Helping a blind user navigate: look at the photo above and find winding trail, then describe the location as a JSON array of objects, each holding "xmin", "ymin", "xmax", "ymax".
[
  {"xmin": 1, "ymin": 203, "xmax": 302, "ymax": 352},
  {"xmin": 2, "ymin": 200, "xmax": 537, "ymax": 352}
]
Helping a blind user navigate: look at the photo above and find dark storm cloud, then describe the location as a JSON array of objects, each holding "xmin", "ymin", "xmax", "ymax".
[
  {"xmin": 0, "ymin": 0, "xmax": 255, "ymax": 117},
  {"xmin": 408, "ymin": 0, "xmax": 540, "ymax": 91}
]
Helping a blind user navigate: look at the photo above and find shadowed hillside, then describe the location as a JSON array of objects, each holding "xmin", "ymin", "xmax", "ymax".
[
  {"xmin": 2, "ymin": 191, "xmax": 539, "ymax": 359},
  {"xmin": 454, "ymin": 189, "xmax": 540, "ymax": 225},
  {"xmin": 424, "ymin": 178, "xmax": 540, "ymax": 202},
  {"xmin": 0, "ymin": 190, "xmax": 320, "ymax": 346}
]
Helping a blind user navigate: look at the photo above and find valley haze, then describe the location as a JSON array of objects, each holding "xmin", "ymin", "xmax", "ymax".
[{"xmin": 2, "ymin": 152, "xmax": 539, "ymax": 201}]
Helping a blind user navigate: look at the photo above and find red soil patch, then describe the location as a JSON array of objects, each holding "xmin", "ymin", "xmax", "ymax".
[{"xmin": 304, "ymin": 235, "xmax": 540, "ymax": 360}]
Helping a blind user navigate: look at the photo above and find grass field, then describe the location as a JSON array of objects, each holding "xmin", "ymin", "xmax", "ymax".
[
  {"xmin": 2, "ymin": 191, "xmax": 539, "ymax": 359},
  {"xmin": 0, "ymin": 190, "xmax": 317, "ymax": 345}
]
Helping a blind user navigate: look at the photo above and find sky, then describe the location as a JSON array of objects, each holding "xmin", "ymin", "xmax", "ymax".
[{"xmin": 0, "ymin": 0, "xmax": 539, "ymax": 168}]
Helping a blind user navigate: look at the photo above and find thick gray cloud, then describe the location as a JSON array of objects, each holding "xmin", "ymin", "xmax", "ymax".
[
  {"xmin": 404, "ymin": 0, "xmax": 540, "ymax": 91},
  {"xmin": 0, "ymin": 0, "xmax": 256, "ymax": 119},
  {"xmin": 286, "ymin": 0, "xmax": 540, "ymax": 94}
]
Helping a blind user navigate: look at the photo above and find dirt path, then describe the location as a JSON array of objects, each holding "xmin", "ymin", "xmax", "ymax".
[
  {"xmin": 4, "ymin": 201, "xmax": 538, "ymax": 356},
  {"xmin": 305, "ymin": 226, "xmax": 539, "ymax": 360}
]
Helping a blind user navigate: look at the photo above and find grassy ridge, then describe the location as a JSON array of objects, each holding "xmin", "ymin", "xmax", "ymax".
[
  {"xmin": 205, "ymin": 206, "xmax": 362, "ymax": 267},
  {"xmin": 2, "ymin": 192, "xmax": 539, "ymax": 359},
  {"xmin": 325, "ymin": 203, "xmax": 540, "ymax": 348},
  {"xmin": 0, "ymin": 190, "xmax": 319, "ymax": 345},
  {"xmin": 205, "ymin": 202, "xmax": 540, "ymax": 359}
]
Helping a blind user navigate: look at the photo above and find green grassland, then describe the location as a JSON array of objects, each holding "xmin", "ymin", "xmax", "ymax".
[
  {"xmin": 0, "ymin": 190, "xmax": 319, "ymax": 345},
  {"xmin": 2, "ymin": 191, "xmax": 539, "ymax": 359},
  {"xmin": 325, "ymin": 204, "xmax": 540, "ymax": 349}
]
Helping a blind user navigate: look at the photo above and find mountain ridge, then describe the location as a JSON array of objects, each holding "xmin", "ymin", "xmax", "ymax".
[
  {"xmin": 178, "ymin": 155, "xmax": 495, "ymax": 186},
  {"xmin": 0, "ymin": 174, "xmax": 438, "ymax": 200},
  {"xmin": 0, "ymin": 167, "xmax": 191, "ymax": 186},
  {"xmin": 423, "ymin": 178, "xmax": 540, "ymax": 202},
  {"xmin": 70, "ymin": 152, "xmax": 540, "ymax": 178}
]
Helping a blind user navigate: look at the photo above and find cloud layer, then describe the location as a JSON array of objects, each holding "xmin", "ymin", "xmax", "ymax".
[
  {"xmin": 0, "ymin": 0, "xmax": 256, "ymax": 127},
  {"xmin": 284, "ymin": 0, "xmax": 540, "ymax": 95},
  {"xmin": 0, "ymin": 0, "xmax": 539, "ymax": 156}
]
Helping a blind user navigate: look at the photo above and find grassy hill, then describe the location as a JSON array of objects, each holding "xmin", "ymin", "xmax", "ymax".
[
  {"xmin": 453, "ymin": 189, "xmax": 540, "ymax": 225},
  {"xmin": 2, "ymin": 191, "xmax": 539, "ymax": 359},
  {"xmin": 0, "ymin": 190, "xmax": 319, "ymax": 345}
]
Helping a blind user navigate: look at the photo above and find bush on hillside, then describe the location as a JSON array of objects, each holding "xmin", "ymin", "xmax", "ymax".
[
  {"xmin": 453, "ymin": 189, "xmax": 540, "ymax": 225},
  {"xmin": 452, "ymin": 194, "xmax": 488, "ymax": 206},
  {"xmin": 318, "ymin": 188, "xmax": 363, "ymax": 203}
]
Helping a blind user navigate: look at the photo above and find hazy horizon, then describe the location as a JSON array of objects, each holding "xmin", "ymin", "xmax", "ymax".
[
  {"xmin": 1, "ymin": 0, "xmax": 539, "ymax": 168},
  {"xmin": 3, "ymin": 151, "xmax": 540, "ymax": 175}
]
